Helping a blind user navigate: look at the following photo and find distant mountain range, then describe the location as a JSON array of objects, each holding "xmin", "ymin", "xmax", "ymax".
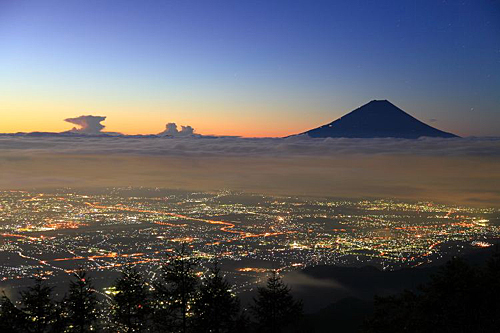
[{"xmin": 299, "ymin": 100, "xmax": 458, "ymax": 139}]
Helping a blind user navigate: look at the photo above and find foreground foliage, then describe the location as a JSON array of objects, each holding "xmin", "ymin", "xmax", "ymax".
[
  {"xmin": 251, "ymin": 271, "xmax": 303, "ymax": 333},
  {"xmin": 0, "ymin": 247, "xmax": 303, "ymax": 333},
  {"xmin": 363, "ymin": 250, "xmax": 500, "ymax": 333}
]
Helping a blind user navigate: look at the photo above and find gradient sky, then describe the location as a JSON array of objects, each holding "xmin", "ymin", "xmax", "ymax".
[{"xmin": 1, "ymin": 0, "xmax": 499, "ymax": 137}]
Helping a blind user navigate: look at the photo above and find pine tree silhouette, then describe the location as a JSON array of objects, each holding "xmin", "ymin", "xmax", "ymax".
[
  {"xmin": 364, "ymin": 290, "xmax": 421, "ymax": 333},
  {"xmin": 152, "ymin": 244, "xmax": 198, "ymax": 333},
  {"xmin": 192, "ymin": 263, "xmax": 243, "ymax": 333},
  {"xmin": 363, "ymin": 252, "xmax": 500, "ymax": 333},
  {"xmin": 112, "ymin": 266, "xmax": 150, "ymax": 332},
  {"xmin": 420, "ymin": 257, "xmax": 479, "ymax": 333},
  {"xmin": 0, "ymin": 291, "xmax": 25, "ymax": 332},
  {"xmin": 63, "ymin": 269, "xmax": 99, "ymax": 333},
  {"xmin": 251, "ymin": 271, "xmax": 303, "ymax": 333},
  {"xmin": 20, "ymin": 276, "xmax": 58, "ymax": 333},
  {"xmin": 482, "ymin": 247, "xmax": 500, "ymax": 330}
]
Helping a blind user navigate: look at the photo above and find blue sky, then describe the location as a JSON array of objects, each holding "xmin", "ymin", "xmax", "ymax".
[{"xmin": 1, "ymin": 0, "xmax": 499, "ymax": 136}]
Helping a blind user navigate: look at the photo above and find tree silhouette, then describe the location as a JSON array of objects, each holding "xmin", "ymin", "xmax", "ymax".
[
  {"xmin": 63, "ymin": 269, "xmax": 99, "ymax": 333},
  {"xmin": 0, "ymin": 291, "xmax": 25, "ymax": 332},
  {"xmin": 364, "ymin": 252, "xmax": 500, "ymax": 333},
  {"xmin": 477, "ymin": 247, "xmax": 500, "ymax": 331},
  {"xmin": 20, "ymin": 276, "xmax": 58, "ymax": 333},
  {"xmin": 420, "ymin": 257, "xmax": 479, "ymax": 333},
  {"xmin": 152, "ymin": 244, "xmax": 198, "ymax": 333},
  {"xmin": 192, "ymin": 263, "xmax": 243, "ymax": 333},
  {"xmin": 112, "ymin": 266, "xmax": 150, "ymax": 332},
  {"xmin": 364, "ymin": 290, "xmax": 421, "ymax": 333},
  {"xmin": 251, "ymin": 271, "xmax": 303, "ymax": 333}
]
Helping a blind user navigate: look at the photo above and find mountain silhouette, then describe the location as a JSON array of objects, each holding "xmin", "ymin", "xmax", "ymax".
[{"xmin": 300, "ymin": 100, "xmax": 458, "ymax": 139}]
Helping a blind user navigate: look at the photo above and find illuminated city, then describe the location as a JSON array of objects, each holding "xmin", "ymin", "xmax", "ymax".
[{"xmin": 1, "ymin": 188, "xmax": 498, "ymax": 296}]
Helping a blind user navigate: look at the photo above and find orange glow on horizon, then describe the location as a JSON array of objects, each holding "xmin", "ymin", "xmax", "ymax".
[
  {"xmin": 0, "ymin": 97, "xmax": 326, "ymax": 138},
  {"xmin": 0, "ymin": 118, "xmax": 309, "ymax": 138}
]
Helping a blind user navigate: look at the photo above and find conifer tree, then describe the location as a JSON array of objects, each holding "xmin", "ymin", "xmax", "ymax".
[
  {"xmin": 152, "ymin": 244, "xmax": 198, "ymax": 333},
  {"xmin": 0, "ymin": 292, "xmax": 25, "ymax": 332},
  {"xmin": 251, "ymin": 271, "xmax": 303, "ymax": 333},
  {"xmin": 363, "ymin": 253, "xmax": 500, "ymax": 333},
  {"xmin": 64, "ymin": 269, "xmax": 99, "ymax": 333},
  {"xmin": 479, "ymin": 247, "xmax": 500, "ymax": 330},
  {"xmin": 112, "ymin": 266, "xmax": 150, "ymax": 332},
  {"xmin": 420, "ymin": 256, "xmax": 478, "ymax": 332},
  {"xmin": 20, "ymin": 276, "xmax": 58, "ymax": 333},
  {"xmin": 192, "ymin": 263, "xmax": 242, "ymax": 333}
]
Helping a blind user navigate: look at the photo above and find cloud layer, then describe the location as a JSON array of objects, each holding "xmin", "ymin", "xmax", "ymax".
[
  {"xmin": 0, "ymin": 135, "xmax": 499, "ymax": 207},
  {"xmin": 1, "ymin": 135, "xmax": 499, "ymax": 158}
]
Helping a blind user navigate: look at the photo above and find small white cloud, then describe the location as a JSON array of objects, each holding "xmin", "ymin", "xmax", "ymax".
[
  {"xmin": 65, "ymin": 115, "xmax": 106, "ymax": 134},
  {"xmin": 159, "ymin": 123, "xmax": 196, "ymax": 136}
]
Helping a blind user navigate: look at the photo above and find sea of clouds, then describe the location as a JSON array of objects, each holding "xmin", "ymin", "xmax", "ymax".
[
  {"xmin": 1, "ymin": 134, "xmax": 499, "ymax": 158},
  {"xmin": 0, "ymin": 133, "xmax": 499, "ymax": 207}
]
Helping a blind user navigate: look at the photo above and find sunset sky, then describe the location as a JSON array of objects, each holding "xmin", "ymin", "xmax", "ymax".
[{"xmin": 1, "ymin": 0, "xmax": 499, "ymax": 137}]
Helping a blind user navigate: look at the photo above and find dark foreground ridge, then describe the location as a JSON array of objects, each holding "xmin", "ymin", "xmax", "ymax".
[
  {"xmin": 1, "ymin": 246, "xmax": 499, "ymax": 332},
  {"xmin": 300, "ymin": 100, "xmax": 458, "ymax": 139}
]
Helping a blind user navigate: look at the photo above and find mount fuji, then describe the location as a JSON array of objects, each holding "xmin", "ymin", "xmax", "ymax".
[{"xmin": 299, "ymin": 100, "xmax": 458, "ymax": 139}]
